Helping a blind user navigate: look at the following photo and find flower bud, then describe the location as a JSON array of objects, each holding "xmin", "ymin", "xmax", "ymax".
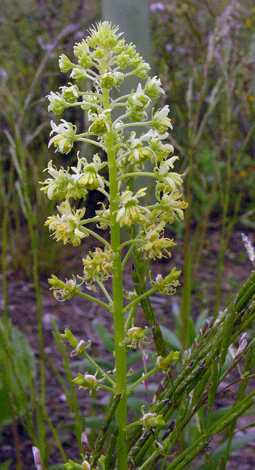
[
  {"xmin": 135, "ymin": 62, "xmax": 150, "ymax": 79},
  {"xmin": 78, "ymin": 54, "xmax": 93, "ymax": 69},
  {"xmin": 93, "ymin": 47, "xmax": 105, "ymax": 59},
  {"xmin": 157, "ymin": 351, "xmax": 180, "ymax": 371},
  {"xmin": 73, "ymin": 39, "xmax": 89, "ymax": 58},
  {"xmin": 81, "ymin": 461, "xmax": 90, "ymax": 470},
  {"xmin": 32, "ymin": 446, "xmax": 43, "ymax": 470},
  {"xmin": 127, "ymin": 327, "xmax": 146, "ymax": 343},
  {"xmin": 60, "ymin": 328, "xmax": 79, "ymax": 348},
  {"xmin": 101, "ymin": 72, "xmax": 116, "ymax": 89},
  {"xmin": 61, "ymin": 84, "xmax": 79, "ymax": 103},
  {"xmin": 70, "ymin": 67, "xmax": 87, "ymax": 82},
  {"xmin": 59, "ymin": 54, "xmax": 73, "ymax": 73},
  {"xmin": 47, "ymin": 91, "xmax": 67, "ymax": 115},
  {"xmin": 64, "ymin": 459, "xmax": 88, "ymax": 470},
  {"xmin": 141, "ymin": 412, "xmax": 165, "ymax": 429},
  {"xmin": 73, "ymin": 372, "xmax": 98, "ymax": 390},
  {"xmin": 117, "ymin": 53, "xmax": 130, "ymax": 69},
  {"xmin": 90, "ymin": 116, "xmax": 108, "ymax": 135}
]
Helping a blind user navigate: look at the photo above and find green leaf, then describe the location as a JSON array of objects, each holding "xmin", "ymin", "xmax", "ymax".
[
  {"xmin": 0, "ymin": 321, "xmax": 36, "ymax": 429},
  {"xmin": 92, "ymin": 319, "xmax": 115, "ymax": 352},
  {"xmin": 195, "ymin": 309, "xmax": 209, "ymax": 334},
  {"xmin": 159, "ymin": 324, "xmax": 182, "ymax": 350}
]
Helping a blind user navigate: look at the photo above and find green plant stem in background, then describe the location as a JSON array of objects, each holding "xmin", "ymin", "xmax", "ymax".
[
  {"xmin": 0, "ymin": 165, "xmax": 14, "ymax": 325},
  {"xmin": 126, "ymin": 270, "xmax": 255, "ymax": 469}
]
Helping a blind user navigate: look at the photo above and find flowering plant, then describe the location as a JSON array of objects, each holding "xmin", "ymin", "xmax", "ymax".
[{"xmin": 40, "ymin": 21, "xmax": 187, "ymax": 470}]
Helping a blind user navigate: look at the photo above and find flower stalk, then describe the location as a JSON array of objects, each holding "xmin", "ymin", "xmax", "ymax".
[{"xmin": 41, "ymin": 21, "xmax": 186, "ymax": 470}]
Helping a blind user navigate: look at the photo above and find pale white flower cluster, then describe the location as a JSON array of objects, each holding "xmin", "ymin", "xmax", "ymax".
[{"xmin": 42, "ymin": 21, "xmax": 186, "ymax": 289}]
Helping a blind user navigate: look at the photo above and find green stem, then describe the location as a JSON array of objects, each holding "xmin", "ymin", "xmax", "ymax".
[
  {"xmin": 117, "ymin": 171, "xmax": 155, "ymax": 181},
  {"xmin": 80, "ymin": 226, "xmax": 111, "ymax": 247},
  {"xmin": 96, "ymin": 280, "xmax": 113, "ymax": 305},
  {"xmin": 127, "ymin": 366, "xmax": 158, "ymax": 395},
  {"xmin": 75, "ymin": 291, "xmax": 112, "ymax": 310},
  {"xmin": 123, "ymin": 286, "xmax": 158, "ymax": 313},
  {"xmin": 100, "ymin": 384, "xmax": 115, "ymax": 394},
  {"xmin": 120, "ymin": 238, "xmax": 144, "ymax": 250},
  {"xmin": 103, "ymin": 87, "xmax": 128, "ymax": 470},
  {"xmin": 124, "ymin": 304, "xmax": 138, "ymax": 330},
  {"xmin": 80, "ymin": 349, "xmax": 116, "ymax": 387},
  {"xmin": 121, "ymin": 243, "xmax": 136, "ymax": 269}
]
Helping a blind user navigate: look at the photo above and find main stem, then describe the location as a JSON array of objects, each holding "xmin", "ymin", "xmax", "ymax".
[{"xmin": 103, "ymin": 89, "xmax": 128, "ymax": 470}]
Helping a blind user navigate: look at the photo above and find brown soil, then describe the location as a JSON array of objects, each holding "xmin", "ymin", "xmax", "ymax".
[{"xmin": 1, "ymin": 230, "xmax": 255, "ymax": 469}]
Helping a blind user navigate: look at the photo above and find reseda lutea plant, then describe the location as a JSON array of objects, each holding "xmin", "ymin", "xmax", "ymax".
[{"xmin": 40, "ymin": 22, "xmax": 187, "ymax": 470}]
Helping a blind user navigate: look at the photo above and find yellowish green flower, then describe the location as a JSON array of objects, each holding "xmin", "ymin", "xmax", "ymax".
[
  {"xmin": 83, "ymin": 247, "xmax": 115, "ymax": 284},
  {"xmin": 95, "ymin": 203, "xmax": 111, "ymax": 229},
  {"xmin": 41, "ymin": 156, "xmax": 106, "ymax": 200},
  {"xmin": 151, "ymin": 105, "xmax": 173, "ymax": 134},
  {"xmin": 81, "ymin": 94, "xmax": 101, "ymax": 111},
  {"xmin": 76, "ymin": 154, "xmax": 105, "ymax": 190},
  {"xmin": 47, "ymin": 91, "xmax": 67, "ymax": 115},
  {"xmin": 127, "ymin": 83, "xmax": 150, "ymax": 121},
  {"xmin": 116, "ymin": 188, "xmax": 147, "ymax": 227},
  {"xmin": 59, "ymin": 54, "xmax": 74, "ymax": 73},
  {"xmin": 81, "ymin": 460, "xmax": 91, "ymax": 470},
  {"xmin": 144, "ymin": 76, "xmax": 165, "ymax": 99},
  {"xmin": 139, "ymin": 222, "xmax": 176, "ymax": 259},
  {"xmin": 81, "ymin": 461, "xmax": 90, "ymax": 470},
  {"xmin": 70, "ymin": 67, "xmax": 88, "ymax": 82},
  {"xmin": 123, "ymin": 326, "xmax": 150, "ymax": 349},
  {"xmin": 40, "ymin": 160, "xmax": 72, "ymax": 200},
  {"xmin": 49, "ymin": 119, "xmax": 76, "ymax": 154},
  {"xmin": 87, "ymin": 22, "xmax": 122, "ymax": 49},
  {"xmin": 134, "ymin": 61, "xmax": 151, "ymax": 79},
  {"xmin": 125, "ymin": 131, "xmax": 153, "ymax": 166},
  {"xmin": 78, "ymin": 53, "xmax": 93, "ymax": 69},
  {"xmin": 49, "ymin": 275, "xmax": 80, "ymax": 301},
  {"xmin": 45, "ymin": 200, "xmax": 87, "ymax": 246},
  {"xmin": 100, "ymin": 71, "xmax": 124, "ymax": 89},
  {"xmin": 148, "ymin": 130, "xmax": 174, "ymax": 163},
  {"xmin": 61, "ymin": 84, "xmax": 79, "ymax": 103},
  {"xmin": 151, "ymin": 268, "xmax": 181, "ymax": 295},
  {"xmin": 155, "ymin": 157, "xmax": 185, "ymax": 194},
  {"xmin": 73, "ymin": 39, "xmax": 89, "ymax": 58},
  {"xmin": 158, "ymin": 191, "xmax": 188, "ymax": 224},
  {"xmin": 89, "ymin": 109, "xmax": 111, "ymax": 136}
]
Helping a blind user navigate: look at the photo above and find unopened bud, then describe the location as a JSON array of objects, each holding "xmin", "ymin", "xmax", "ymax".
[
  {"xmin": 81, "ymin": 431, "xmax": 91, "ymax": 456},
  {"xmin": 60, "ymin": 328, "xmax": 78, "ymax": 348},
  {"xmin": 73, "ymin": 373, "xmax": 98, "ymax": 390},
  {"xmin": 32, "ymin": 446, "xmax": 43, "ymax": 470},
  {"xmin": 59, "ymin": 54, "xmax": 73, "ymax": 73},
  {"xmin": 157, "ymin": 351, "xmax": 180, "ymax": 371},
  {"xmin": 141, "ymin": 412, "xmax": 165, "ymax": 429}
]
